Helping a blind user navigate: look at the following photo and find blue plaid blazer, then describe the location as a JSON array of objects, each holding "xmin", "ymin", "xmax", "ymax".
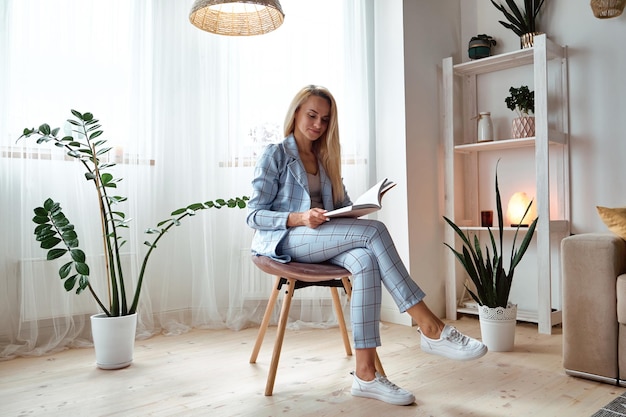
[{"xmin": 246, "ymin": 134, "xmax": 351, "ymax": 262}]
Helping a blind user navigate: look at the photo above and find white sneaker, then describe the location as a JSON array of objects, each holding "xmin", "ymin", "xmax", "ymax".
[
  {"xmin": 350, "ymin": 371, "xmax": 415, "ymax": 406},
  {"xmin": 420, "ymin": 324, "xmax": 487, "ymax": 361}
]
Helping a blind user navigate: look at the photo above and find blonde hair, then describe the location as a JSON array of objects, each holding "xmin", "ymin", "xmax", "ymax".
[{"xmin": 284, "ymin": 85, "xmax": 344, "ymax": 204}]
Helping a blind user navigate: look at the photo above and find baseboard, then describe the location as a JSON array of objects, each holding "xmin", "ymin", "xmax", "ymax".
[{"xmin": 565, "ymin": 369, "xmax": 619, "ymax": 386}]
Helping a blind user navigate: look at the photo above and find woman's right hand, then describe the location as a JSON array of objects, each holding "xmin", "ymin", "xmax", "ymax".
[{"xmin": 287, "ymin": 208, "xmax": 329, "ymax": 229}]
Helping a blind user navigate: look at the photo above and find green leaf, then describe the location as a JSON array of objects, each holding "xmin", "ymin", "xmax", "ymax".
[
  {"xmin": 47, "ymin": 248, "xmax": 67, "ymax": 260},
  {"xmin": 43, "ymin": 198, "xmax": 57, "ymax": 211},
  {"xmin": 108, "ymin": 196, "xmax": 127, "ymax": 203},
  {"xmin": 171, "ymin": 208, "xmax": 186, "ymax": 216},
  {"xmin": 90, "ymin": 131, "xmax": 104, "ymax": 140},
  {"xmin": 62, "ymin": 230, "xmax": 78, "ymax": 241},
  {"xmin": 34, "ymin": 223, "xmax": 53, "ymax": 234},
  {"xmin": 70, "ymin": 109, "xmax": 83, "ymax": 119},
  {"xmin": 40, "ymin": 237, "xmax": 62, "ymax": 249},
  {"xmin": 39, "ymin": 124, "xmax": 51, "ymax": 135},
  {"xmin": 33, "ymin": 206, "xmax": 48, "ymax": 217},
  {"xmin": 101, "ymin": 173, "xmax": 113, "ymax": 185},
  {"xmin": 70, "ymin": 249, "xmax": 86, "ymax": 263},
  {"xmin": 59, "ymin": 262, "xmax": 73, "ymax": 279},
  {"xmin": 32, "ymin": 215, "xmax": 50, "ymax": 225},
  {"xmin": 187, "ymin": 203, "xmax": 205, "ymax": 211},
  {"xmin": 75, "ymin": 262, "xmax": 89, "ymax": 275},
  {"xmin": 35, "ymin": 229, "xmax": 56, "ymax": 242},
  {"xmin": 51, "ymin": 215, "xmax": 69, "ymax": 228},
  {"xmin": 77, "ymin": 276, "xmax": 89, "ymax": 293},
  {"xmin": 64, "ymin": 274, "xmax": 77, "ymax": 291},
  {"xmin": 96, "ymin": 146, "xmax": 111, "ymax": 156}
]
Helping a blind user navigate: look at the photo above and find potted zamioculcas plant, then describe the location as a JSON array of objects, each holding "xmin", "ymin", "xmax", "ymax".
[
  {"xmin": 443, "ymin": 163, "xmax": 537, "ymax": 351},
  {"xmin": 19, "ymin": 110, "xmax": 248, "ymax": 369},
  {"xmin": 491, "ymin": 0, "xmax": 546, "ymax": 48},
  {"xmin": 505, "ymin": 85, "xmax": 535, "ymax": 139}
]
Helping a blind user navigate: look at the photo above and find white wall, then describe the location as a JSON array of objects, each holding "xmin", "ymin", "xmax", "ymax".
[
  {"xmin": 377, "ymin": 0, "xmax": 626, "ymax": 319},
  {"xmin": 374, "ymin": 0, "xmax": 412, "ymax": 325},
  {"xmin": 372, "ymin": 1, "xmax": 461, "ymax": 320},
  {"xmin": 471, "ymin": 0, "xmax": 626, "ymax": 232}
]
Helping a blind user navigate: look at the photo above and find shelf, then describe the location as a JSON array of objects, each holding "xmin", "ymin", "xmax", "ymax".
[
  {"xmin": 457, "ymin": 303, "xmax": 562, "ymax": 326},
  {"xmin": 442, "ymin": 34, "xmax": 570, "ymax": 335},
  {"xmin": 453, "ymin": 36, "xmax": 565, "ymax": 76},
  {"xmin": 458, "ymin": 220, "xmax": 568, "ymax": 233},
  {"xmin": 454, "ymin": 48, "xmax": 534, "ymax": 76},
  {"xmin": 455, "ymin": 137, "xmax": 535, "ymax": 152},
  {"xmin": 454, "ymin": 131, "xmax": 567, "ymax": 153}
]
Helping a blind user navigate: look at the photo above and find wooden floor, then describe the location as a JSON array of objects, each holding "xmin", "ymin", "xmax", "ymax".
[{"xmin": 1, "ymin": 316, "xmax": 621, "ymax": 417}]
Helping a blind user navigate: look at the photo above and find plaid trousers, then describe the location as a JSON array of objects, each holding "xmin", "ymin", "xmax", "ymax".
[{"xmin": 277, "ymin": 217, "xmax": 426, "ymax": 349}]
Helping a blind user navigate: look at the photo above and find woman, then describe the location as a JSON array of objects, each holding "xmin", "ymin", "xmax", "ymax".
[{"xmin": 246, "ymin": 85, "xmax": 486, "ymax": 406}]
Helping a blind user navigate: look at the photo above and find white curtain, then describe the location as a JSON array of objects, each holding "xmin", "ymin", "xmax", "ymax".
[{"xmin": 0, "ymin": 0, "xmax": 374, "ymax": 359}]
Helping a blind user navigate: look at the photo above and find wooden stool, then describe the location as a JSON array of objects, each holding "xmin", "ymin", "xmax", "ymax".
[{"xmin": 249, "ymin": 255, "xmax": 385, "ymax": 396}]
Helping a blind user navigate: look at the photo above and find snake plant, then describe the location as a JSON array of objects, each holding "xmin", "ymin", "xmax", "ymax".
[
  {"xmin": 443, "ymin": 163, "xmax": 538, "ymax": 308},
  {"xmin": 491, "ymin": 0, "xmax": 545, "ymax": 36}
]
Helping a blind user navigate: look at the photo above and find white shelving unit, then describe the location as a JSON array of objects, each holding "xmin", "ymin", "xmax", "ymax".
[{"xmin": 442, "ymin": 35, "xmax": 569, "ymax": 334}]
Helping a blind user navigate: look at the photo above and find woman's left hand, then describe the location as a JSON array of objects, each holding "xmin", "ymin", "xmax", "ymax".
[{"xmin": 287, "ymin": 208, "xmax": 329, "ymax": 229}]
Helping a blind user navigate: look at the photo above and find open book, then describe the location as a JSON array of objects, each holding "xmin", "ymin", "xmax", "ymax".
[{"xmin": 324, "ymin": 178, "xmax": 396, "ymax": 218}]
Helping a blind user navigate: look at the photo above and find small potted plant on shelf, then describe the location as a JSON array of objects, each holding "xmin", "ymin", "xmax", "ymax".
[
  {"xmin": 443, "ymin": 162, "xmax": 538, "ymax": 351},
  {"xmin": 491, "ymin": 0, "xmax": 546, "ymax": 48},
  {"xmin": 19, "ymin": 110, "xmax": 249, "ymax": 369},
  {"xmin": 505, "ymin": 85, "xmax": 535, "ymax": 139}
]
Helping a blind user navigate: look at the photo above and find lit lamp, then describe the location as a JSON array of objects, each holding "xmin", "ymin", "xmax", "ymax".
[
  {"xmin": 189, "ymin": 0, "xmax": 285, "ymax": 36},
  {"xmin": 506, "ymin": 192, "xmax": 535, "ymax": 227}
]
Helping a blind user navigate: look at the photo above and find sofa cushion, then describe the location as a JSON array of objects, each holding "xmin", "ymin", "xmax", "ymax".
[{"xmin": 597, "ymin": 206, "xmax": 626, "ymax": 241}]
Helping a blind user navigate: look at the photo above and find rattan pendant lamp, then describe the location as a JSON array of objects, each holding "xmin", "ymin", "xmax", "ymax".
[{"xmin": 189, "ymin": 0, "xmax": 284, "ymax": 36}]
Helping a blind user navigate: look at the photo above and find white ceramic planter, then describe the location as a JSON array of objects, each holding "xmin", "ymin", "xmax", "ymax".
[
  {"xmin": 90, "ymin": 312, "xmax": 138, "ymax": 369},
  {"xmin": 478, "ymin": 303, "xmax": 517, "ymax": 352}
]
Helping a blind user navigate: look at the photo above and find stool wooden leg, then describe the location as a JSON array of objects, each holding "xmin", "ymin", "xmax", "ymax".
[
  {"xmin": 265, "ymin": 278, "xmax": 296, "ymax": 396},
  {"xmin": 330, "ymin": 285, "xmax": 352, "ymax": 356},
  {"xmin": 250, "ymin": 276, "xmax": 282, "ymax": 364},
  {"xmin": 340, "ymin": 276, "xmax": 386, "ymax": 376}
]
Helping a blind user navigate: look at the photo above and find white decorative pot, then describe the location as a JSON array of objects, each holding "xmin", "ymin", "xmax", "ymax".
[
  {"xmin": 512, "ymin": 116, "xmax": 535, "ymax": 138},
  {"xmin": 478, "ymin": 303, "xmax": 517, "ymax": 352},
  {"xmin": 90, "ymin": 312, "xmax": 138, "ymax": 369}
]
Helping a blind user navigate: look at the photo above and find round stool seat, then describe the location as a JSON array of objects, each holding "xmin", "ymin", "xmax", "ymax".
[{"xmin": 252, "ymin": 255, "xmax": 350, "ymax": 282}]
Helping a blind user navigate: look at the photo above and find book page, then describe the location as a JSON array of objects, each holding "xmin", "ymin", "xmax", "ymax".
[
  {"xmin": 352, "ymin": 178, "xmax": 388, "ymax": 207},
  {"xmin": 324, "ymin": 178, "xmax": 396, "ymax": 218}
]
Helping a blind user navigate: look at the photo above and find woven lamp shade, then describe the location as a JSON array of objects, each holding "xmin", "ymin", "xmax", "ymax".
[
  {"xmin": 590, "ymin": 0, "xmax": 626, "ymax": 18},
  {"xmin": 189, "ymin": 0, "xmax": 284, "ymax": 36}
]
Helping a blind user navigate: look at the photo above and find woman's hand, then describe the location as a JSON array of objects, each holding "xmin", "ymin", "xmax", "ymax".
[{"xmin": 287, "ymin": 208, "xmax": 329, "ymax": 229}]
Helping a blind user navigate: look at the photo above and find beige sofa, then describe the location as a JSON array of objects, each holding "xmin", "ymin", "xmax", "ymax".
[{"xmin": 561, "ymin": 233, "xmax": 626, "ymax": 386}]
